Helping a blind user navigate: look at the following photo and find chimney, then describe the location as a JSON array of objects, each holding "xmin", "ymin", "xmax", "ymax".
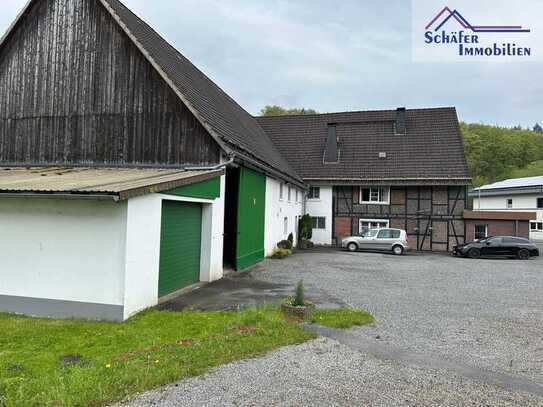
[
  {"xmin": 323, "ymin": 124, "xmax": 339, "ymax": 163},
  {"xmin": 395, "ymin": 107, "xmax": 406, "ymax": 135}
]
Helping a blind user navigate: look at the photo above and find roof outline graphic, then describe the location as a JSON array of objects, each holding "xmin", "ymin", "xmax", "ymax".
[{"xmin": 426, "ymin": 6, "xmax": 531, "ymax": 33}]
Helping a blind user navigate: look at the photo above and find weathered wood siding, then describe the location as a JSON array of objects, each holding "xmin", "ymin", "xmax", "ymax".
[{"xmin": 0, "ymin": 0, "xmax": 220, "ymax": 166}]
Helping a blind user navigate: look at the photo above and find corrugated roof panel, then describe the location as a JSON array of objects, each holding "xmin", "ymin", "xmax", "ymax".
[{"xmin": 0, "ymin": 167, "xmax": 223, "ymax": 200}]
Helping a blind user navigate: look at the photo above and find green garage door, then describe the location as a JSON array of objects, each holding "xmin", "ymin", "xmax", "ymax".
[{"xmin": 158, "ymin": 201, "xmax": 202, "ymax": 297}]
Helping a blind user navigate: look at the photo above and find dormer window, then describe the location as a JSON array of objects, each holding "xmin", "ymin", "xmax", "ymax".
[{"xmin": 323, "ymin": 124, "xmax": 339, "ymax": 163}]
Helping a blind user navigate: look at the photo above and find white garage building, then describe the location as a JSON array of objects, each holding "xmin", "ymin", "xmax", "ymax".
[
  {"xmin": 0, "ymin": 168, "xmax": 225, "ymax": 321},
  {"xmin": 472, "ymin": 176, "xmax": 543, "ymax": 241}
]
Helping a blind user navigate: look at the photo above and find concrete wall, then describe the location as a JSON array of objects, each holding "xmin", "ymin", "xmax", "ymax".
[
  {"xmin": 264, "ymin": 177, "xmax": 303, "ymax": 257},
  {"xmin": 473, "ymin": 193, "xmax": 543, "ymax": 241},
  {"xmin": 305, "ymin": 186, "xmax": 333, "ymax": 245},
  {"xmin": 0, "ymin": 198, "xmax": 128, "ymax": 321}
]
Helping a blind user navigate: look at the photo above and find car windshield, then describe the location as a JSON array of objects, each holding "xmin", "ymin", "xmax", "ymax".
[{"xmin": 362, "ymin": 229, "xmax": 379, "ymax": 238}]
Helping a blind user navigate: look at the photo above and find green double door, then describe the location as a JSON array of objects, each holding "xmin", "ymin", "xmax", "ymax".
[{"xmin": 158, "ymin": 201, "xmax": 202, "ymax": 297}]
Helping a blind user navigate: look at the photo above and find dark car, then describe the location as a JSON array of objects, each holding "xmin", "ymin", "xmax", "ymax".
[{"xmin": 453, "ymin": 236, "xmax": 540, "ymax": 260}]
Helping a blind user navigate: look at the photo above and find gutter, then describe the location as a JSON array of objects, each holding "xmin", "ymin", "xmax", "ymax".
[
  {"xmin": 233, "ymin": 151, "xmax": 306, "ymax": 189},
  {"xmin": 0, "ymin": 192, "xmax": 119, "ymax": 201}
]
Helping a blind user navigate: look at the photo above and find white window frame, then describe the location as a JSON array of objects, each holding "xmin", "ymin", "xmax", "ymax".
[
  {"xmin": 283, "ymin": 217, "xmax": 288, "ymax": 236},
  {"xmin": 296, "ymin": 189, "xmax": 299, "ymax": 203},
  {"xmin": 531, "ymin": 221, "xmax": 543, "ymax": 232},
  {"xmin": 308, "ymin": 187, "xmax": 320, "ymax": 200},
  {"xmin": 288, "ymin": 186, "xmax": 292, "ymax": 202},
  {"xmin": 311, "ymin": 216, "xmax": 326, "ymax": 230},
  {"xmin": 474, "ymin": 224, "xmax": 488, "ymax": 240},
  {"xmin": 359, "ymin": 219, "xmax": 389, "ymax": 234},
  {"xmin": 279, "ymin": 183, "xmax": 284, "ymax": 201},
  {"xmin": 360, "ymin": 187, "xmax": 390, "ymax": 205},
  {"xmin": 537, "ymin": 197, "xmax": 543, "ymax": 209},
  {"xmin": 506, "ymin": 198, "xmax": 513, "ymax": 209}
]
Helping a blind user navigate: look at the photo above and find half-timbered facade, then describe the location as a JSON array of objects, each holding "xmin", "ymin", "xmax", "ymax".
[{"xmin": 258, "ymin": 107, "xmax": 472, "ymax": 251}]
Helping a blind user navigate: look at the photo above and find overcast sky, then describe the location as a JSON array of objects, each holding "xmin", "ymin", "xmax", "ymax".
[{"xmin": 1, "ymin": 0, "xmax": 542, "ymax": 127}]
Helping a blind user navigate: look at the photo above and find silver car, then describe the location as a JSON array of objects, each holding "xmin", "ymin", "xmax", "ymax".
[{"xmin": 341, "ymin": 228, "xmax": 410, "ymax": 255}]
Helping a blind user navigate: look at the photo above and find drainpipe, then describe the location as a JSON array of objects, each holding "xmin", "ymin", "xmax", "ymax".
[{"xmin": 184, "ymin": 156, "xmax": 235, "ymax": 171}]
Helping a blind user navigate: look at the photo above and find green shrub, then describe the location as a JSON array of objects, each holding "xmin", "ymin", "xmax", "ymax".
[
  {"xmin": 277, "ymin": 240, "xmax": 293, "ymax": 250},
  {"xmin": 272, "ymin": 248, "xmax": 292, "ymax": 259},
  {"xmin": 294, "ymin": 280, "xmax": 305, "ymax": 306},
  {"xmin": 288, "ymin": 233, "xmax": 294, "ymax": 246},
  {"xmin": 299, "ymin": 214, "xmax": 313, "ymax": 241}
]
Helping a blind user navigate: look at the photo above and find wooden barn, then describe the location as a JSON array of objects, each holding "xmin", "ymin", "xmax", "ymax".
[{"xmin": 0, "ymin": 0, "xmax": 304, "ymax": 321}]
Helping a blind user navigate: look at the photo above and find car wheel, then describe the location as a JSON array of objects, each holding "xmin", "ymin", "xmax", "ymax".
[
  {"xmin": 468, "ymin": 248, "xmax": 481, "ymax": 259},
  {"xmin": 518, "ymin": 249, "xmax": 530, "ymax": 260},
  {"xmin": 392, "ymin": 245, "xmax": 404, "ymax": 256},
  {"xmin": 347, "ymin": 242, "xmax": 358, "ymax": 252}
]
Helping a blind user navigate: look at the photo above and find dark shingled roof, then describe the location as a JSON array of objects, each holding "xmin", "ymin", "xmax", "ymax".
[
  {"xmin": 257, "ymin": 107, "xmax": 471, "ymax": 184},
  {"xmin": 99, "ymin": 0, "xmax": 302, "ymax": 185}
]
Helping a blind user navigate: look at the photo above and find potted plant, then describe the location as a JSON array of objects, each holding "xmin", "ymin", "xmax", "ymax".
[{"xmin": 281, "ymin": 280, "xmax": 315, "ymax": 319}]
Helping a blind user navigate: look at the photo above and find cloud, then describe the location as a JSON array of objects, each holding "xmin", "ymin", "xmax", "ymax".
[{"xmin": 0, "ymin": 0, "xmax": 541, "ymax": 127}]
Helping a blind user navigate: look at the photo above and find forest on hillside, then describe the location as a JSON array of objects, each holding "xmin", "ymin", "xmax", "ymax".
[{"xmin": 460, "ymin": 123, "xmax": 543, "ymax": 186}]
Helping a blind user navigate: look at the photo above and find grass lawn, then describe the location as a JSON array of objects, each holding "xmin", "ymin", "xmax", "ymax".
[
  {"xmin": 312, "ymin": 309, "xmax": 374, "ymax": 329},
  {"xmin": 508, "ymin": 160, "xmax": 543, "ymax": 179},
  {"xmin": 0, "ymin": 307, "xmax": 315, "ymax": 407}
]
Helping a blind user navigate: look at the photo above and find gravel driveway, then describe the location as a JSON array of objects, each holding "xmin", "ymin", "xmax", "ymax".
[{"xmin": 120, "ymin": 249, "xmax": 543, "ymax": 406}]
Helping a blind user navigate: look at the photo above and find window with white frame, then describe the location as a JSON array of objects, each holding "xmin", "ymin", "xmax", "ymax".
[
  {"xmin": 537, "ymin": 198, "xmax": 543, "ymax": 209},
  {"xmin": 308, "ymin": 187, "xmax": 320, "ymax": 200},
  {"xmin": 288, "ymin": 186, "xmax": 292, "ymax": 202},
  {"xmin": 283, "ymin": 217, "xmax": 288, "ymax": 236},
  {"xmin": 360, "ymin": 187, "xmax": 390, "ymax": 204},
  {"xmin": 506, "ymin": 198, "xmax": 513, "ymax": 209},
  {"xmin": 279, "ymin": 183, "xmax": 284, "ymax": 200},
  {"xmin": 531, "ymin": 222, "xmax": 543, "ymax": 231},
  {"xmin": 359, "ymin": 219, "xmax": 389, "ymax": 235},
  {"xmin": 296, "ymin": 189, "xmax": 299, "ymax": 203},
  {"xmin": 311, "ymin": 217, "xmax": 326, "ymax": 230},
  {"xmin": 474, "ymin": 224, "xmax": 488, "ymax": 240}
]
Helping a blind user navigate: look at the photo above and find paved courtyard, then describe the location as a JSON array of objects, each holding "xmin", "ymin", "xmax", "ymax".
[{"xmin": 123, "ymin": 248, "xmax": 543, "ymax": 406}]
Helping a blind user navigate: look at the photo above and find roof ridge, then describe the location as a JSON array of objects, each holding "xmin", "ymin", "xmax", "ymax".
[
  {"xmin": 256, "ymin": 106, "xmax": 456, "ymax": 120},
  {"xmin": 99, "ymin": 0, "xmax": 303, "ymax": 185}
]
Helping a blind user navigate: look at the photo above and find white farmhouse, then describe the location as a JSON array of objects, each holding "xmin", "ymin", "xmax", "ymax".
[{"xmin": 472, "ymin": 176, "xmax": 543, "ymax": 241}]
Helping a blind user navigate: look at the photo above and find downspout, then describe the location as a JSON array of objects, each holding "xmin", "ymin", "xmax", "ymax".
[{"xmin": 184, "ymin": 156, "xmax": 235, "ymax": 171}]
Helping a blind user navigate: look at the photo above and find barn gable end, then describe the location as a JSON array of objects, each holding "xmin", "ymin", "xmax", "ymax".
[{"xmin": 0, "ymin": 0, "xmax": 220, "ymax": 167}]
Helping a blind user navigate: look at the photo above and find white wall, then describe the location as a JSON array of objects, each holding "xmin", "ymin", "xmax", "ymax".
[
  {"xmin": 0, "ymin": 175, "xmax": 227, "ymax": 321},
  {"xmin": 473, "ymin": 193, "xmax": 543, "ymax": 241},
  {"xmin": 0, "ymin": 198, "xmax": 127, "ymax": 307},
  {"xmin": 123, "ymin": 176, "xmax": 226, "ymax": 318},
  {"xmin": 305, "ymin": 186, "xmax": 333, "ymax": 245},
  {"xmin": 264, "ymin": 177, "xmax": 303, "ymax": 257}
]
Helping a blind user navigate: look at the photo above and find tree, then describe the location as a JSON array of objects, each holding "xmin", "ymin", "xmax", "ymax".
[
  {"xmin": 260, "ymin": 105, "xmax": 318, "ymax": 117},
  {"xmin": 460, "ymin": 122, "xmax": 543, "ymax": 186},
  {"xmin": 534, "ymin": 123, "xmax": 543, "ymax": 133}
]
